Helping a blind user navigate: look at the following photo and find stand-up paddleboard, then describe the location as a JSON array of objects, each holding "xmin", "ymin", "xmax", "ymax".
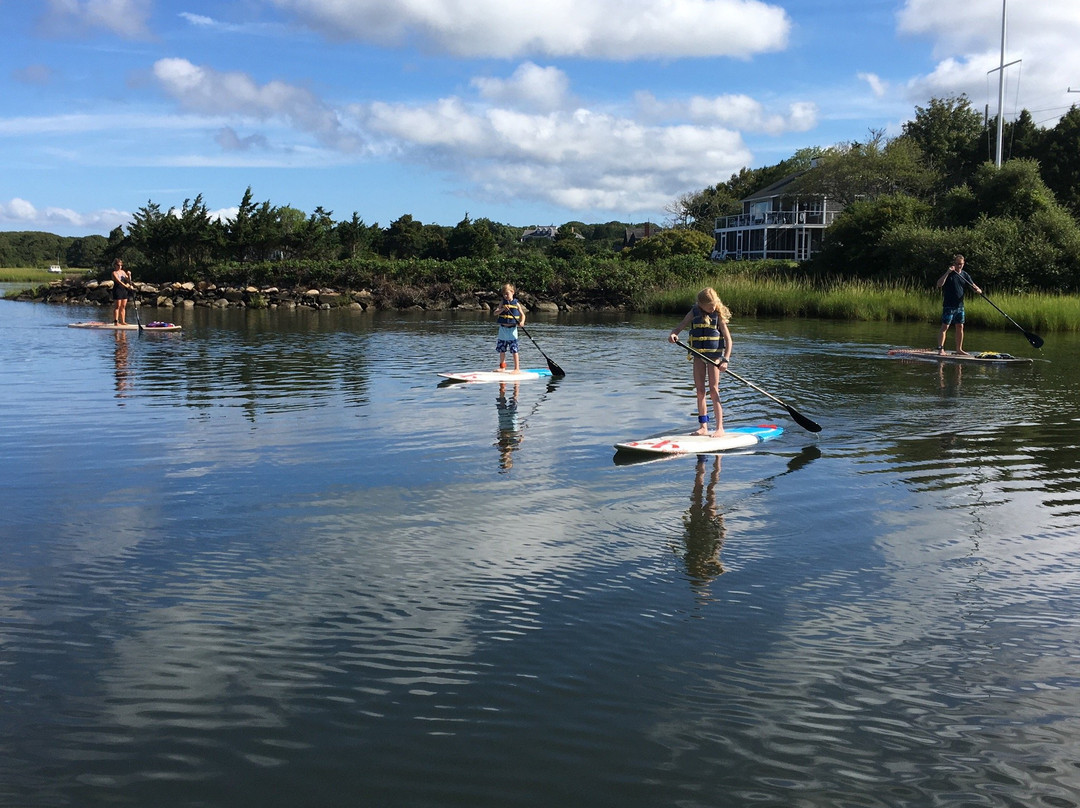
[
  {"xmin": 888, "ymin": 348, "xmax": 1031, "ymax": 364},
  {"xmin": 439, "ymin": 368, "xmax": 553, "ymax": 383},
  {"xmin": 68, "ymin": 321, "xmax": 182, "ymax": 332},
  {"xmin": 614, "ymin": 424, "xmax": 783, "ymax": 456}
]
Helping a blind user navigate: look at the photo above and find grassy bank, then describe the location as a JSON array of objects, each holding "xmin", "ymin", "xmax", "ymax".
[
  {"xmin": 646, "ymin": 274, "xmax": 1080, "ymax": 333},
  {"xmin": 0, "ymin": 267, "xmax": 74, "ymax": 284}
]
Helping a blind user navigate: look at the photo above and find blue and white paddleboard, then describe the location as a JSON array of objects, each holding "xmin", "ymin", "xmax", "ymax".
[
  {"xmin": 614, "ymin": 424, "xmax": 783, "ymax": 455},
  {"xmin": 439, "ymin": 368, "xmax": 553, "ymax": 383}
]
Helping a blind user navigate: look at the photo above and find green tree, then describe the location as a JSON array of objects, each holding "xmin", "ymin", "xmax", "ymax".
[
  {"xmin": 66, "ymin": 235, "xmax": 108, "ymax": 268},
  {"xmin": 227, "ymin": 186, "xmax": 259, "ymax": 262},
  {"xmin": 810, "ymin": 192, "xmax": 933, "ymax": 278},
  {"xmin": 337, "ymin": 212, "xmax": 375, "ymax": 259},
  {"xmin": 126, "ymin": 201, "xmax": 176, "ymax": 270},
  {"xmin": 173, "ymin": 194, "xmax": 222, "ymax": 272},
  {"xmin": 382, "ymin": 215, "xmax": 423, "ymax": 259},
  {"xmin": 792, "ymin": 131, "xmax": 935, "ymax": 206},
  {"xmin": 1002, "ymin": 109, "xmax": 1043, "ymax": 162},
  {"xmin": 1039, "ymin": 105, "xmax": 1080, "ymax": 216},
  {"xmin": 448, "ymin": 215, "xmax": 496, "ymax": 260},
  {"xmin": 296, "ymin": 206, "xmax": 338, "ymax": 260},
  {"xmin": 900, "ymin": 94, "xmax": 984, "ymax": 189}
]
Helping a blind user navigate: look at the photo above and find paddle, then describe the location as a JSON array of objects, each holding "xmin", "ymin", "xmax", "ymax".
[
  {"xmin": 959, "ymin": 278, "xmax": 1043, "ymax": 349},
  {"xmin": 518, "ymin": 323, "xmax": 565, "ymax": 377},
  {"xmin": 130, "ymin": 275, "xmax": 143, "ymax": 333},
  {"xmin": 674, "ymin": 339, "xmax": 822, "ymax": 433}
]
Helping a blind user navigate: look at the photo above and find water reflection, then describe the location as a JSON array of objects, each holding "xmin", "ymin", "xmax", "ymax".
[
  {"xmin": 113, "ymin": 331, "xmax": 131, "ymax": 400},
  {"xmin": 677, "ymin": 454, "xmax": 727, "ymax": 591},
  {"xmin": 937, "ymin": 362, "xmax": 962, "ymax": 395},
  {"xmin": 495, "ymin": 381, "xmax": 522, "ymax": 471}
]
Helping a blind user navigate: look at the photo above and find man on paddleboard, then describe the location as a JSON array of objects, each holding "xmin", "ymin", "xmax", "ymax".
[{"xmin": 935, "ymin": 254, "xmax": 981, "ymax": 355}]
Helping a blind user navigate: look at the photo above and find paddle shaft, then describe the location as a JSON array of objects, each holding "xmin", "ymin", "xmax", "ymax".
[
  {"xmin": 518, "ymin": 322, "xmax": 565, "ymax": 377},
  {"xmin": 131, "ymin": 275, "xmax": 143, "ymax": 332},
  {"xmin": 958, "ymin": 275, "xmax": 1042, "ymax": 348},
  {"xmin": 674, "ymin": 339, "xmax": 822, "ymax": 433}
]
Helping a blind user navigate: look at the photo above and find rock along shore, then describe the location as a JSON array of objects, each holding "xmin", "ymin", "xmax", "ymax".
[{"xmin": 10, "ymin": 277, "xmax": 626, "ymax": 313}]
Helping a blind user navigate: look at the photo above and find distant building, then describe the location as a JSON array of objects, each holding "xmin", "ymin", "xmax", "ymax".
[
  {"xmin": 520, "ymin": 225, "xmax": 560, "ymax": 242},
  {"xmin": 711, "ymin": 162, "xmax": 842, "ymax": 261},
  {"xmin": 622, "ymin": 223, "xmax": 657, "ymax": 249}
]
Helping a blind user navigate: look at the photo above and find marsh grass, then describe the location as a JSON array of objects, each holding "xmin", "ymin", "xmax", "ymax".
[
  {"xmin": 0, "ymin": 267, "xmax": 70, "ymax": 283},
  {"xmin": 647, "ymin": 274, "xmax": 1080, "ymax": 332}
]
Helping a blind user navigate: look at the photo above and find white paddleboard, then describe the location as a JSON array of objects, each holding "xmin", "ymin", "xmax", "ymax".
[
  {"xmin": 614, "ymin": 424, "xmax": 783, "ymax": 455},
  {"xmin": 439, "ymin": 368, "xmax": 553, "ymax": 383},
  {"xmin": 68, "ymin": 321, "xmax": 182, "ymax": 332},
  {"xmin": 888, "ymin": 348, "xmax": 1031, "ymax": 364}
]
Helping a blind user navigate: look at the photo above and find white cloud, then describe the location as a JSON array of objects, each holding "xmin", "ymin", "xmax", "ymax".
[
  {"xmin": 359, "ymin": 99, "xmax": 753, "ymax": 213},
  {"xmin": 635, "ymin": 91, "xmax": 818, "ymax": 135},
  {"xmin": 40, "ymin": 0, "xmax": 152, "ymax": 39},
  {"xmin": 858, "ymin": 72, "xmax": 887, "ymax": 99},
  {"xmin": 896, "ymin": 1, "xmax": 1080, "ymax": 126},
  {"xmin": 13, "ymin": 64, "xmax": 55, "ymax": 86},
  {"xmin": 215, "ymin": 127, "xmax": 271, "ymax": 152},
  {"xmin": 270, "ymin": 0, "xmax": 791, "ymax": 59},
  {"xmin": 0, "ymin": 197, "xmax": 129, "ymax": 231},
  {"xmin": 142, "ymin": 57, "xmax": 765, "ymax": 213},
  {"xmin": 472, "ymin": 63, "xmax": 572, "ymax": 112},
  {"xmin": 151, "ymin": 58, "xmax": 364, "ymax": 153}
]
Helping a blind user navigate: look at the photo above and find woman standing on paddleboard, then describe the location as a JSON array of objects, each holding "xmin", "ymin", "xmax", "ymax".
[
  {"xmin": 668, "ymin": 287, "xmax": 733, "ymax": 437},
  {"xmin": 111, "ymin": 259, "xmax": 134, "ymax": 326}
]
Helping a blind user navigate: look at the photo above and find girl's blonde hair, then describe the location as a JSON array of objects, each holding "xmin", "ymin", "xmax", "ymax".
[
  {"xmin": 697, "ymin": 287, "xmax": 731, "ymax": 322},
  {"xmin": 501, "ymin": 283, "xmax": 516, "ymax": 297}
]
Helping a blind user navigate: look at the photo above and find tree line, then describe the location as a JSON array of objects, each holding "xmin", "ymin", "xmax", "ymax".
[
  {"xmin": 7, "ymin": 95, "xmax": 1080, "ymax": 294},
  {"xmin": 674, "ymin": 97, "xmax": 1080, "ymax": 291}
]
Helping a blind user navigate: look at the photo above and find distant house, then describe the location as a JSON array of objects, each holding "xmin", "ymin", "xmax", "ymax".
[
  {"xmin": 622, "ymin": 223, "xmax": 657, "ymax": 249},
  {"xmin": 520, "ymin": 225, "xmax": 560, "ymax": 242},
  {"xmin": 520, "ymin": 225, "xmax": 586, "ymax": 243},
  {"xmin": 711, "ymin": 162, "xmax": 842, "ymax": 261}
]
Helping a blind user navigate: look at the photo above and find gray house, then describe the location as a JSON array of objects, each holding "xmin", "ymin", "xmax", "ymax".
[{"xmin": 711, "ymin": 163, "xmax": 842, "ymax": 261}]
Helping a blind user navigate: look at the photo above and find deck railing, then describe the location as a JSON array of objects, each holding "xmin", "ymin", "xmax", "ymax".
[{"xmin": 714, "ymin": 210, "xmax": 840, "ymax": 230}]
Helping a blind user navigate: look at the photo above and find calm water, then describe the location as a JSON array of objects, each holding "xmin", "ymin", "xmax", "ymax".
[{"xmin": 2, "ymin": 293, "xmax": 1080, "ymax": 808}]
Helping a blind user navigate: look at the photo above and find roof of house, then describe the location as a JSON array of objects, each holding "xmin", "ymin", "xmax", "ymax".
[{"xmin": 741, "ymin": 169, "xmax": 811, "ymax": 202}]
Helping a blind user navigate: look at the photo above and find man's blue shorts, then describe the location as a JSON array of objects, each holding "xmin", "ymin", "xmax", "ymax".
[
  {"xmin": 941, "ymin": 305, "xmax": 965, "ymax": 325},
  {"xmin": 496, "ymin": 339, "xmax": 519, "ymax": 354}
]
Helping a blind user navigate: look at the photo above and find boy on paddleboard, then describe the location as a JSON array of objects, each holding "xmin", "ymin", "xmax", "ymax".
[
  {"xmin": 668, "ymin": 287, "xmax": 733, "ymax": 437},
  {"xmin": 494, "ymin": 283, "xmax": 525, "ymax": 372},
  {"xmin": 935, "ymin": 254, "xmax": 982, "ymax": 355}
]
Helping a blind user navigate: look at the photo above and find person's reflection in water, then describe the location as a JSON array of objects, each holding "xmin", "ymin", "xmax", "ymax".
[
  {"xmin": 114, "ymin": 330, "xmax": 131, "ymax": 401},
  {"xmin": 495, "ymin": 382, "xmax": 522, "ymax": 472},
  {"xmin": 678, "ymin": 454, "xmax": 727, "ymax": 592},
  {"xmin": 938, "ymin": 361, "xmax": 962, "ymax": 395}
]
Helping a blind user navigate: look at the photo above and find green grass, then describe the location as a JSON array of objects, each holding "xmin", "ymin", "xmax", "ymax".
[
  {"xmin": 646, "ymin": 274, "xmax": 1080, "ymax": 332},
  {"xmin": 0, "ymin": 267, "xmax": 75, "ymax": 282}
]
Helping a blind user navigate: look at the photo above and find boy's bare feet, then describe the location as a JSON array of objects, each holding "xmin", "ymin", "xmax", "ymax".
[
  {"xmin": 693, "ymin": 425, "xmax": 709, "ymax": 436},
  {"xmin": 711, "ymin": 429, "xmax": 726, "ymax": 437}
]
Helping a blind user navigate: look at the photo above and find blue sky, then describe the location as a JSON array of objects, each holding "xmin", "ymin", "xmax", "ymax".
[{"xmin": 3, "ymin": 0, "xmax": 1079, "ymax": 237}]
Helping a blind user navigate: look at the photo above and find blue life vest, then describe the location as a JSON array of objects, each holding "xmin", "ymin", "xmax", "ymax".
[
  {"xmin": 497, "ymin": 299, "xmax": 523, "ymax": 328},
  {"xmin": 688, "ymin": 305, "xmax": 725, "ymax": 359}
]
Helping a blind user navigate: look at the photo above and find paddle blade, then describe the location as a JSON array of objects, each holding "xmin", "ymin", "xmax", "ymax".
[
  {"xmin": 786, "ymin": 405, "xmax": 822, "ymax": 433},
  {"xmin": 547, "ymin": 358, "xmax": 566, "ymax": 377},
  {"xmin": 1025, "ymin": 331, "xmax": 1044, "ymax": 349}
]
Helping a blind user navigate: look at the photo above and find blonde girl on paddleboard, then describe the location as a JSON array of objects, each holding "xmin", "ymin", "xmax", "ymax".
[
  {"xmin": 668, "ymin": 287, "xmax": 733, "ymax": 436},
  {"xmin": 494, "ymin": 283, "xmax": 525, "ymax": 372}
]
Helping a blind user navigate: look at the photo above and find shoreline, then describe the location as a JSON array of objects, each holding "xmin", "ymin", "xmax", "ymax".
[{"xmin": 5, "ymin": 277, "xmax": 618, "ymax": 314}]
